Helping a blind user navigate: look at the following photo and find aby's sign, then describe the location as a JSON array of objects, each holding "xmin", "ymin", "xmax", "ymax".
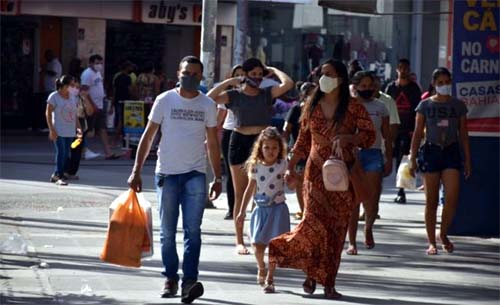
[
  {"xmin": 142, "ymin": 1, "xmax": 202, "ymax": 25},
  {"xmin": 453, "ymin": 0, "xmax": 500, "ymax": 134}
]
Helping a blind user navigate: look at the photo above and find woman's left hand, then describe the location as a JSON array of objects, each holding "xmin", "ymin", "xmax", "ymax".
[{"xmin": 76, "ymin": 128, "xmax": 83, "ymax": 139}]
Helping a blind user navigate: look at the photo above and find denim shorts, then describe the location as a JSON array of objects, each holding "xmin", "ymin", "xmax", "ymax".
[
  {"xmin": 417, "ymin": 142, "xmax": 461, "ymax": 173},
  {"xmin": 359, "ymin": 148, "xmax": 384, "ymax": 173}
]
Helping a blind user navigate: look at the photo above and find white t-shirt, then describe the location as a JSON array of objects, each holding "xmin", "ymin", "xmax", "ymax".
[
  {"xmin": 378, "ymin": 91, "xmax": 400, "ymax": 125},
  {"xmin": 81, "ymin": 67, "xmax": 105, "ymax": 110},
  {"xmin": 149, "ymin": 89, "xmax": 217, "ymax": 175},
  {"xmin": 361, "ymin": 99, "xmax": 389, "ymax": 150},
  {"xmin": 217, "ymin": 104, "xmax": 236, "ymax": 130},
  {"xmin": 44, "ymin": 58, "xmax": 62, "ymax": 91}
]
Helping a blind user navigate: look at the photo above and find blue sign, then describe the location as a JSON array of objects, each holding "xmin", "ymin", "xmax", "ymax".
[{"xmin": 452, "ymin": 0, "xmax": 500, "ymax": 134}]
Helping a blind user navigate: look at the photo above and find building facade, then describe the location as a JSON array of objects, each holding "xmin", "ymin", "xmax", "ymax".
[{"xmin": 1, "ymin": 0, "xmax": 449, "ymax": 129}]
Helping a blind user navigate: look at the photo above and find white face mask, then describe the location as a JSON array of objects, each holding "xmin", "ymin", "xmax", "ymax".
[
  {"xmin": 435, "ymin": 84, "xmax": 452, "ymax": 96},
  {"xmin": 68, "ymin": 87, "xmax": 79, "ymax": 97},
  {"xmin": 319, "ymin": 75, "xmax": 339, "ymax": 94},
  {"xmin": 94, "ymin": 63, "xmax": 103, "ymax": 72}
]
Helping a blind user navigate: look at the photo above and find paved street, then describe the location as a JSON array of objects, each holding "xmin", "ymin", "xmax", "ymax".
[{"xmin": 1, "ymin": 133, "xmax": 499, "ymax": 305}]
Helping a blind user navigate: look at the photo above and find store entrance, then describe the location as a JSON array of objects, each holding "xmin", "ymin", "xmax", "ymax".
[
  {"xmin": 105, "ymin": 21, "xmax": 198, "ymax": 91},
  {"xmin": 1, "ymin": 16, "xmax": 36, "ymax": 129}
]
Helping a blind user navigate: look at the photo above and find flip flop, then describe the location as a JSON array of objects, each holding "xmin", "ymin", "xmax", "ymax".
[
  {"xmin": 302, "ymin": 277, "xmax": 316, "ymax": 294},
  {"xmin": 346, "ymin": 245, "xmax": 358, "ymax": 255},
  {"xmin": 235, "ymin": 244, "xmax": 250, "ymax": 255},
  {"xmin": 426, "ymin": 245, "xmax": 438, "ymax": 255},
  {"xmin": 442, "ymin": 241, "xmax": 454, "ymax": 253},
  {"xmin": 105, "ymin": 153, "xmax": 121, "ymax": 160},
  {"xmin": 364, "ymin": 230, "xmax": 375, "ymax": 249}
]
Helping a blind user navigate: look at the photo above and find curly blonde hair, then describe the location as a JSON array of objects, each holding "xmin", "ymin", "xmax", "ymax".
[{"xmin": 245, "ymin": 127, "xmax": 287, "ymax": 175}]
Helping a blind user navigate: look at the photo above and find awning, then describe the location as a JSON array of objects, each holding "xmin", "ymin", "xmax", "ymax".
[{"xmin": 318, "ymin": 0, "xmax": 377, "ymax": 14}]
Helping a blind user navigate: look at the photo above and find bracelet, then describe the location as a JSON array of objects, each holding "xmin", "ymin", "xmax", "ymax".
[{"xmin": 214, "ymin": 177, "xmax": 223, "ymax": 183}]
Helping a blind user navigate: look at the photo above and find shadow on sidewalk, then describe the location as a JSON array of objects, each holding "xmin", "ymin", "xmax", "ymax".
[{"xmin": 1, "ymin": 292, "xmax": 122, "ymax": 305}]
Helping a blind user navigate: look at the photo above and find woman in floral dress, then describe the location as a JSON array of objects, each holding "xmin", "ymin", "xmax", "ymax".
[{"xmin": 268, "ymin": 59, "xmax": 375, "ymax": 298}]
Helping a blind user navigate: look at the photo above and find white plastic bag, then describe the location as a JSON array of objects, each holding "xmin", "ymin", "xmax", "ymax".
[
  {"xmin": 109, "ymin": 191, "xmax": 153, "ymax": 258},
  {"xmin": 396, "ymin": 156, "xmax": 416, "ymax": 189}
]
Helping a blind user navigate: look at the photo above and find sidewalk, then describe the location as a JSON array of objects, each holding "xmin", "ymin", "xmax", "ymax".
[{"xmin": 1, "ymin": 134, "xmax": 499, "ymax": 305}]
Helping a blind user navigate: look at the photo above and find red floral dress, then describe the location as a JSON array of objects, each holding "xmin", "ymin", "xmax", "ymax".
[{"xmin": 269, "ymin": 101, "xmax": 375, "ymax": 287}]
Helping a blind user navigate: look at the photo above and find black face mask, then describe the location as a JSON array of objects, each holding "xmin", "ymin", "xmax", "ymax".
[
  {"xmin": 357, "ymin": 89, "xmax": 375, "ymax": 100},
  {"xmin": 179, "ymin": 75, "xmax": 200, "ymax": 92},
  {"xmin": 246, "ymin": 77, "xmax": 262, "ymax": 88}
]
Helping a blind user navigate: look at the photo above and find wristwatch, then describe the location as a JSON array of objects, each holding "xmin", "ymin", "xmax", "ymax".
[{"xmin": 214, "ymin": 177, "xmax": 223, "ymax": 183}]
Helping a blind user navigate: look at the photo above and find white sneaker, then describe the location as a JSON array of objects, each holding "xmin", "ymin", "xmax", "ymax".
[
  {"xmin": 84, "ymin": 149, "xmax": 101, "ymax": 160},
  {"xmin": 55, "ymin": 179, "xmax": 68, "ymax": 186}
]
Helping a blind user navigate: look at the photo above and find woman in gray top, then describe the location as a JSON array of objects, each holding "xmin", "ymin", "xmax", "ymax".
[
  {"xmin": 346, "ymin": 71, "xmax": 392, "ymax": 255},
  {"xmin": 208, "ymin": 58, "xmax": 293, "ymax": 255},
  {"xmin": 46, "ymin": 75, "xmax": 82, "ymax": 186},
  {"xmin": 409, "ymin": 67, "xmax": 471, "ymax": 255}
]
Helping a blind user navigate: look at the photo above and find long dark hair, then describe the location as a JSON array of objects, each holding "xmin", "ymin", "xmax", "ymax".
[{"xmin": 301, "ymin": 59, "xmax": 350, "ymax": 127}]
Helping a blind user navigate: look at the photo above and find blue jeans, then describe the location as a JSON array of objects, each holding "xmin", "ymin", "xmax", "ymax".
[
  {"xmin": 53, "ymin": 137, "xmax": 72, "ymax": 177},
  {"xmin": 155, "ymin": 170, "xmax": 207, "ymax": 283}
]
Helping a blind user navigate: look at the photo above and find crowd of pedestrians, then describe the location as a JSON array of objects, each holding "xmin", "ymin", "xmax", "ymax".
[{"xmin": 43, "ymin": 48, "xmax": 471, "ymax": 303}]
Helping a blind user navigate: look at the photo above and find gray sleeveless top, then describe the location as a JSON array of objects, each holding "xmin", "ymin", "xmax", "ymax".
[{"xmin": 226, "ymin": 87, "xmax": 274, "ymax": 127}]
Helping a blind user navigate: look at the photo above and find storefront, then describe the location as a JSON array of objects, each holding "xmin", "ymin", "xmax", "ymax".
[
  {"xmin": 247, "ymin": 0, "xmax": 449, "ymax": 88},
  {"xmin": 1, "ymin": 0, "xmax": 236, "ymax": 129}
]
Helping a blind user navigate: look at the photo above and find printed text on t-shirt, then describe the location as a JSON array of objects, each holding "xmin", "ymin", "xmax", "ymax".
[{"xmin": 170, "ymin": 108, "xmax": 205, "ymax": 122}]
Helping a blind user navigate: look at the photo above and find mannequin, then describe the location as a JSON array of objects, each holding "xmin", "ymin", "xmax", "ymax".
[
  {"xmin": 308, "ymin": 35, "xmax": 324, "ymax": 72},
  {"xmin": 342, "ymin": 31, "xmax": 352, "ymax": 62},
  {"xmin": 369, "ymin": 51, "xmax": 391, "ymax": 83},
  {"xmin": 358, "ymin": 38, "xmax": 370, "ymax": 68},
  {"xmin": 246, "ymin": 36, "xmax": 253, "ymax": 60},
  {"xmin": 255, "ymin": 37, "xmax": 268, "ymax": 65}
]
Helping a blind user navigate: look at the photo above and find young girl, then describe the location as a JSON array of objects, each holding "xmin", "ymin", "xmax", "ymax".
[
  {"xmin": 46, "ymin": 75, "xmax": 82, "ymax": 186},
  {"xmin": 236, "ymin": 127, "xmax": 292, "ymax": 293},
  {"xmin": 409, "ymin": 67, "xmax": 471, "ymax": 255}
]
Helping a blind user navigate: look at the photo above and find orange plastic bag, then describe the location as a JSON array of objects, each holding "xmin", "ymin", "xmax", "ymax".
[{"xmin": 100, "ymin": 189, "xmax": 151, "ymax": 267}]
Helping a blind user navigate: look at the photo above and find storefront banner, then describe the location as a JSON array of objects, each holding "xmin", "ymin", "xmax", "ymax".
[
  {"xmin": 142, "ymin": 1, "xmax": 235, "ymax": 26},
  {"xmin": 453, "ymin": 0, "xmax": 500, "ymax": 135},
  {"xmin": 123, "ymin": 101, "xmax": 145, "ymax": 134}
]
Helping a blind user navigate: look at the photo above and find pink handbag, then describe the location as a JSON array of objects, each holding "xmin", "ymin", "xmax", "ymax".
[{"xmin": 322, "ymin": 142, "xmax": 349, "ymax": 192}]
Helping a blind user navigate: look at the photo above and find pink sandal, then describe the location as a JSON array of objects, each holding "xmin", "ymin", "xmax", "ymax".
[
  {"xmin": 426, "ymin": 244, "xmax": 438, "ymax": 255},
  {"xmin": 346, "ymin": 245, "xmax": 358, "ymax": 255}
]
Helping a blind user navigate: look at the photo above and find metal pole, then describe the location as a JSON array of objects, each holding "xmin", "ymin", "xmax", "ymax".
[
  {"xmin": 200, "ymin": 0, "xmax": 218, "ymax": 90},
  {"xmin": 201, "ymin": 0, "xmax": 218, "ymax": 209},
  {"xmin": 233, "ymin": 0, "xmax": 248, "ymax": 65}
]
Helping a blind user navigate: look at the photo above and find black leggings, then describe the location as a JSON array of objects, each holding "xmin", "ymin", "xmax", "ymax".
[{"xmin": 221, "ymin": 129, "xmax": 235, "ymax": 213}]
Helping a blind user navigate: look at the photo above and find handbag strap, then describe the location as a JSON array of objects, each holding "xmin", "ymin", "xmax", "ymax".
[{"xmin": 327, "ymin": 121, "xmax": 343, "ymax": 159}]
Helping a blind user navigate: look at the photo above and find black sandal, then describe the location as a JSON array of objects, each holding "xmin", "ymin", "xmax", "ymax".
[
  {"xmin": 263, "ymin": 280, "xmax": 275, "ymax": 293},
  {"xmin": 302, "ymin": 277, "xmax": 316, "ymax": 294},
  {"xmin": 105, "ymin": 153, "xmax": 120, "ymax": 160}
]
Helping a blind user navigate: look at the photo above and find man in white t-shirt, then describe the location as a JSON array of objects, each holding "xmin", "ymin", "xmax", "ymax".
[
  {"xmin": 128, "ymin": 56, "xmax": 222, "ymax": 304},
  {"xmin": 80, "ymin": 54, "xmax": 116, "ymax": 160}
]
